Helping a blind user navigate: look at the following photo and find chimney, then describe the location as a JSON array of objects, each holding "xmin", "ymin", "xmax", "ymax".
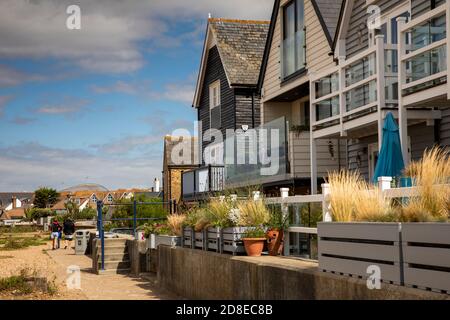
[
  {"xmin": 12, "ymin": 196, "xmax": 17, "ymax": 209},
  {"xmin": 154, "ymin": 178, "xmax": 160, "ymax": 192}
]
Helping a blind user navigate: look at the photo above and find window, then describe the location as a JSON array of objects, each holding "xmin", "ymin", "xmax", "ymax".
[
  {"xmin": 107, "ymin": 194, "xmax": 113, "ymax": 202},
  {"xmin": 91, "ymin": 194, "xmax": 97, "ymax": 203},
  {"xmin": 209, "ymin": 80, "xmax": 221, "ymax": 129},
  {"xmin": 282, "ymin": 0, "xmax": 305, "ymax": 79}
]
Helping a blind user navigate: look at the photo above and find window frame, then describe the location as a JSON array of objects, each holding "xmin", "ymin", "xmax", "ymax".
[
  {"xmin": 209, "ymin": 80, "xmax": 221, "ymax": 129},
  {"xmin": 281, "ymin": 0, "xmax": 306, "ymax": 81}
]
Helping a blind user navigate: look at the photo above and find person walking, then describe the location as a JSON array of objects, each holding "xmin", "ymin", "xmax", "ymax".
[
  {"xmin": 50, "ymin": 219, "xmax": 61, "ymax": 250},
  {"xmin": 63, "ymin": 218, "xmax": 76, "ymax": 250}
]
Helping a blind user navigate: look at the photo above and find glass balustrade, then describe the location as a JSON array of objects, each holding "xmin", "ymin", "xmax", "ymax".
[
  {"xmin": 345, "ymin": 53, "xmax": 376, "ymax": 86},
  {"xmin": 405, "ymin": 45, "xmax": 447, "ymax": 83},
  {"xmin": 345, "ymin": 80, "xmax": 377, "ymax": 112},
  {"xmin": 315, "ymin": 96, "xmax": 339, "ymax": 121}
]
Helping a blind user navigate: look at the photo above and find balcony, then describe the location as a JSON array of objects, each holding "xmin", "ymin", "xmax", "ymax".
[
  {"xmin": 182, "ymin": 165, "xmax": 225, "ymax": 202},
  {"xmin": 399, "ymin": 3, "xmax": 449, "ymax": 105},
  {"xmin": 310, "ymin": 36, "xmax": 396, "ymax": 139}
]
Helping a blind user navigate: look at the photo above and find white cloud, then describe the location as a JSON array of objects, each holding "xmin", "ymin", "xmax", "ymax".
[
  {"xmin": 91, "ymin": 80, "xmax": 145, "ymax": 95},
  {"xmin": 0, "ymin": 142, "xmax": 162, "ymax": 191},
  {"xmin": 34, "ymin": 98, "xmax": 89, "ymax": 118},
  {"xmin": 0, "ymin": 0, "xmax": 273, "ymax": 74},
  {"xmin": 90, "ymin": 135, "xmax": 161, "ymax": 155}
]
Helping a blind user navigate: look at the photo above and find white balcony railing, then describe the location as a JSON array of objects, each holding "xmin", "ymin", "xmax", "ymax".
[
  {"xmin": 398, "ymin": 3, "xmax": 449, "ymax": 97},
  {"xmin": 310, "ymin": 36, "xmax": 393, "ymax": 140}
]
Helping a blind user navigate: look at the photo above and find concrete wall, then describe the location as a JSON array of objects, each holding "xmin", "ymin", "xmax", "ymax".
[
  {"xmin": 157, "ymin": 246, "xmax": 448, "ymax": 300},
  {"xmin": 127, "ymin": 240, "xmax": 147, "ymax": 276}
]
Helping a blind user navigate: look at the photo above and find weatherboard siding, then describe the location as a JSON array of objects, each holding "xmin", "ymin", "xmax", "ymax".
[
  {"xmin": 235, "ymin": 91, "xmax": 261, "ymax": 130},
  {"xmin": 439, "ymin": 108, "xmax": 450, "ymax": 147},
  {"xmin": 409, "ymin": 123, "xmax": 436, "ymax": 161},
  {"xmin": 345, "ymin": 0, "xmax": 407, "ymax": 58},
  {"xmin": 262, "ymin": 0, "xmax": 335, "ymax": 102},
  {"xmin": 289, "ymin": 132, "xmax": 347, "ymax": 178},
  {"xmin": 411, "ymin": 0, "xmax": 446, "ymax": 19},
  {"xmin": 198, "ymin": 46, "xmax": 235, "ymax": 153}
]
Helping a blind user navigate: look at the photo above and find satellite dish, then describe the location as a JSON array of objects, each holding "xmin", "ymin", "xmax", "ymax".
[{"xmin": 241, "ymin": 125, "xmax": 249, "ymax": 132}]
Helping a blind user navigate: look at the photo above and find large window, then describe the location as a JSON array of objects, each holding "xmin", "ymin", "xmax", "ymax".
[
  {"xmin": 282, "ymin": 0, "xmax": 305, "ymax": 79},
  {"xmin": 209, "ymin": 80, "xmax": 221, "ymax": 129}
]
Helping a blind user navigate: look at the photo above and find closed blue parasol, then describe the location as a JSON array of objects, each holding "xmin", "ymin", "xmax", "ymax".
[{"xmin": 373, "ymin": 112, "xmax": 405, "ymax": 183}]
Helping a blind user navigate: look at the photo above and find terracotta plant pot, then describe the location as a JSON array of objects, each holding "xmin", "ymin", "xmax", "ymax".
[
  {"xmin": 266, "ymin": 229, "xmax": 284, "ymax": 256},
  {"xmin": 242, "ymin": 238, "xmax": 266, "ymax": 257}
]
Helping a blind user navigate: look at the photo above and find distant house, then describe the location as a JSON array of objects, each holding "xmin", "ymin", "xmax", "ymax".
[
  {"xmin": 0, "ymin": 193, "xmax": 33, "ymax": 220},
  {"xmin": 163, "ymin": 135, "xmax": 198, "ymax": 208},
  {"xmin": 0, "ymin": 208, "xmax": 26, "ymax": 220},
  {"xmin": 0, "ymin": 193, "xmax": 33, "ymax": 211}
]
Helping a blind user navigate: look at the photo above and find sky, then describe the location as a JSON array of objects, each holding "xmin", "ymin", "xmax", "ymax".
[{"xmin": 0, "ymin": 0, "xmax": 273, "ymax": 192}]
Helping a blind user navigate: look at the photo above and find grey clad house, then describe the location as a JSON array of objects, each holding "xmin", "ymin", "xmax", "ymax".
[
  {"xmin": 257, "ymin": 0, "xmax": 449, "ymax": 194},
  {"xmin": 308, "ymin": 0, "xmax": 450, "ymax": 191}
]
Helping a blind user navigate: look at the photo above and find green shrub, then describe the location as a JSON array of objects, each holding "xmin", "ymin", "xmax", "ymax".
[{"xmin": 243, "ymin": 227, "xmax": 266, "ymax": 239}]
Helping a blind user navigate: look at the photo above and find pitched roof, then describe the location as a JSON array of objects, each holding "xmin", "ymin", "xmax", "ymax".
[
  {"xmin": 51, "ymin": 199, "xmax": 67, "ymax": 210},
  {"xmin": 209, "ymin": 18, "xmax": 269, "ymax": 86},
  {"xmin": 311, "ymin": 0, "xmax": 343, "ymax": 46},
  {"xmin": 0, "ymin": 208, "xmax": 26, "ymax": 220},
  {"xmin": 193, "ymin": 18, "xmax": 269, "ymax": 107}
]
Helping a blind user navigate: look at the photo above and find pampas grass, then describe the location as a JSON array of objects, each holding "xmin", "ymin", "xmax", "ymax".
[
  {"xmin": 167, "ymin": 214, "xmax": 186, "ymax": 236},
  {"xmin": 402, "ymin": 146, "xmax": 450, "ymax": 221},
  {"xmin": 235, "ymin": 200, "xmax": 270, "ymax": 227},
  {"xmin": 207, "ymin": 199, "xmax": 233, "ymax": 228},
  {"xmin": 327, "ymin": 170, "xmax": 363, "ymax": 222},
  {"xmin": 327, "ymin": 170, "xmax": 396, "ymax": 222}
]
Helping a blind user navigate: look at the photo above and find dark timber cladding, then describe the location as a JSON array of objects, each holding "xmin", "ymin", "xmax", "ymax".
[
  {"xmin": 345, "ymin": 0, "xmax": 406, "ymax": 58},
  {"xmin": 194, "ymin": 19, "xmax": 269, "ymax": 155},
  {"xmin": 198, "ymin": 46, "xmax": 234, "ymax": 149}
]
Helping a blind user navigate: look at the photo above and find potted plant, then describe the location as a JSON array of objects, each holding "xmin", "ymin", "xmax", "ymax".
[
  {"xmin": 266, "ymin": 208, "xmax": 288, "ymax": 256},
  {"xmin": 236, "ymin": 200, "xmax": 270, "ymax": 257},
  {"xmin": 242, "ymin": 227, "xmax": 267, "ymax": 257}
]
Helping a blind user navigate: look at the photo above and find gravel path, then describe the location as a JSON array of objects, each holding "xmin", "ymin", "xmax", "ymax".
[
  {"xmin": 0, "ymin": 240, "xmax": 86, "ymax": 300},
  {"xmin": 1, "ymin": 236, "xmax": 178, "ymax": 300}
]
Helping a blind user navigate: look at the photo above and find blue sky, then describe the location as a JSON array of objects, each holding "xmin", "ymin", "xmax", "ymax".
[{"xmin": 0, "ymin": 0, "xmax": 272, "ymax": 191}]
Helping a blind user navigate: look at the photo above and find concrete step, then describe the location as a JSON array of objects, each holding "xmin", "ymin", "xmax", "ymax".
[
  {"xmin": 97, "ymin": 253, "xmax": 129, "ymax": 262},
  {"xmin": 97, "ymin": 260, "xmax": 130, "ymax": 270}
]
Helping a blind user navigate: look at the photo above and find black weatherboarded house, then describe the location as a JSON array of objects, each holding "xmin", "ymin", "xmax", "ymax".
[{"xmin": 192, "ymin": 18, "xmax": 269, "ymax": 158}]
